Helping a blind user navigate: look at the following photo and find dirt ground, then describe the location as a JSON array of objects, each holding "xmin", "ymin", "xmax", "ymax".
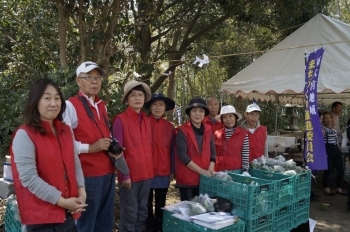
[{"xmin": 308, "ymin": 173, "xmax": 349, "ymax": 232}]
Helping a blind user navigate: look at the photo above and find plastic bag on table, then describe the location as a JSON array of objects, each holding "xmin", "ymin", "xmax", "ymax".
[
  {"xmin": 284, "ymin": 170, "xmax": 297, "ymax": 175},
  {"xmin": 283, "ymin": 159, "xmax": 297, "ymax": 170},
  {"xmin": 274, "ymin": 165, "xmax": 285, "ymax": 174},
  {"xmin": 188, "ymin": 202, "xmax": 207, "ymax": 216},
  {"xmin": 250, "ymin": 158, "xmax": 263, "ymax": 169},
  {"xmin": 274, "ymin": 155, "xmax": 286, "ymax": 162},
  {"xmin": 295, "ymin": 166, "xmax": 305, "ymax": 174},
  {"xmin": 191, "ymin": 194, "xmax": 216, "ymax": 212},
  {"xmin": 212, "ymin": 171, "xmax": 233, "ymax": 182}
]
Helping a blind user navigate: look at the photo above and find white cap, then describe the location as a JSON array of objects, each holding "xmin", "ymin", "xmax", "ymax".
[
  {"xmin": 246, "ymin": 103, "xmax": 261, "ymax": 113},
  {"xmin": 215, "ymin": 105, "xmax": 243, "ymax": 121},
  {"xmin": 76, "ymin": 61, "xmax": 106, "ymax": 76}
]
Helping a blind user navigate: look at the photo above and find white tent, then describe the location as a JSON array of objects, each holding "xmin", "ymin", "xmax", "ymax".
[{"xmin": 220, "ymin": 14, "xmax": 350, "ymax": 105}]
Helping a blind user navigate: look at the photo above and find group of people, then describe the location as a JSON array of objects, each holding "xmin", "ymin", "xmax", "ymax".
[
  {"xmin": 10, "ymin": 61, "xmax": 269, "ymax": 232},
  {"xmin": 317, "ymin": 102, "xmax": 350, "ymax": 211}
]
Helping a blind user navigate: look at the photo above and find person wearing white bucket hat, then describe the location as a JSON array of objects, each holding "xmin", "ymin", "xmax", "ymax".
[
  {"xmin": 214, "ymin": 105, "xmax": 250, "ymax": 172},
  {"xmin": 240, "ymin": 103, "xmax": 268, "ymax": 161},
  {"xmin": 112, "ymin": 80, "xmax": 154, "ymax": 232}
]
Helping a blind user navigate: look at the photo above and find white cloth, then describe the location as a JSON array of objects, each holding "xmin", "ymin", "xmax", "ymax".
[{"xmin": 341, "ymin": 130, "xmax": 349, "ymax": 153}]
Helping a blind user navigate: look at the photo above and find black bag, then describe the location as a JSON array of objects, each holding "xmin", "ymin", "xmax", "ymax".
[{"xmin": 214, "ymin": 197, "xmax": 233, "ymax": 212}]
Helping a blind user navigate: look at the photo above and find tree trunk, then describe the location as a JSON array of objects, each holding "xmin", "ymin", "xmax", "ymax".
[{"xmin": 57, "ymin": 1, "xmax": 74, "ymax": 68}]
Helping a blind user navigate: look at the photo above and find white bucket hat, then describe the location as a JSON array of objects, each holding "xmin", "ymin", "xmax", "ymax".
[
  {"xmin": 246, "ymin": 103, "xmax": 261, "ymax": 113},
  {"xmin": 216, "ymin": 105, "xmax": 242, "ymax": 121}
]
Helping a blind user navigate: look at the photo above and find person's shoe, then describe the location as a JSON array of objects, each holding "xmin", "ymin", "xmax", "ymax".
[
  {"xmin": 324, "ymin": 191, "xmax": 336, "ymax": 196},
  {"xmin": 336, "ymin": 191, "xmax": 347, "ymax": 196}
]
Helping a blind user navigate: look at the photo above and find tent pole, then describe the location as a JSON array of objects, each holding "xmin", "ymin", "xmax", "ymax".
[
  {"xmin": 275, "ymin": 94, "xmax": 280, "ymax": 135},
  {"xmin": 275, "ymin": 104, "xmax": 278, "ymax": 135}
]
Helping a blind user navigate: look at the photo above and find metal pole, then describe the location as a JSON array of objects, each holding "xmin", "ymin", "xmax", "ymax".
[{"xmin": 275, "ymin": 103, "xmax": 278, "ymax": 135}]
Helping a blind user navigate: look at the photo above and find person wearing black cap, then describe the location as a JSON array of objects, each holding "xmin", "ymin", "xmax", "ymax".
[
  {"xmin": 144, "ymin": 93, "xmax": 175, "ymax": 232},
  {"xmin": 175, "ymin": 96, "xmax": 216, "ymax": 201}
]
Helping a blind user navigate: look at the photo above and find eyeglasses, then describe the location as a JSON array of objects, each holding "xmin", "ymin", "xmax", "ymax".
[
  {"xmin": 129, "ymin": 93, "xmax": 145, "ymax": 98},
  {"xmin": 79, "ymin": 75, "xmax": 103, "ymax": 82},
  {"xmin": 248, "ymin": 112, "xmax": 260, "ymax": 117}
]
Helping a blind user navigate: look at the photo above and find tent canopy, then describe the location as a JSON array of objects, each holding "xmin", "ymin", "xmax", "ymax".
[{"xmin": 220, "ymin": 14, "xmax": 350, "ymax": 105}]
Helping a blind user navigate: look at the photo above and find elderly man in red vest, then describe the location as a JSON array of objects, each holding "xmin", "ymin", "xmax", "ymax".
[
  {"xmin": 63, "ymin": 61, "xmax": 127, "ymax": 232},
  {"xmin": 240, "ymin": 103, "xmax": 268, "ymax": 161},
  {"xmin": 203, "ymin": 96, "xmax": 223, "ymax": 133}
]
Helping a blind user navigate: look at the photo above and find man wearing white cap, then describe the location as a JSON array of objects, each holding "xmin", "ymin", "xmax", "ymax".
[
  {"xmin": 240, "ymin": 103, "xmax": 268, "ymax": 161},
  {"xmin": 63, "ymin": 61, "xmax": 124, "ymax": 232}
]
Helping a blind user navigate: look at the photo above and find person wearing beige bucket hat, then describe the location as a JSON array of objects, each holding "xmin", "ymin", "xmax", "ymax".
[
  {"xmin": 121, "ymin": 80, "xmax": 152, "ymax": 103},
  {"xmin": 175, "ymin": 96, "xmax": 216, "ymax": 201},
  {"xmin": 112, "ymin": 80, "xmax": 154, "ymax": 232},
  {"xmin": 214, "ymin": 105, "xmax": 250, "ymax": 172},
  {"xmin": 240, "ymin": 103, "xmax": 268, "ymax": 161}
]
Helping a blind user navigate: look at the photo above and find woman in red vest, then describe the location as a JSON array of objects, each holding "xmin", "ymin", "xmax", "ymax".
[
  {"xmin": 113, "ymin": 80, "xmax": 153, "ymax": 232},
  {"xmin": 11, "ymin": 78, "xmax": 87, "ymax": 232},
  {"xmin": 175, "ymin": 96, "xmax": 216, "ymax": 201},
  {"xmin": 144, "ymin": 93, "xmax": 175, "ymax": 232},
  {"xmin": 214, "ymin": 105, "xmax": 249, "ymax": 172}
]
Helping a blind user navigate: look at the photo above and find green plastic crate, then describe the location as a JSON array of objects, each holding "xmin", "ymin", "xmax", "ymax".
[
  {"xmin": 292, "ymin": 197, "xmax": 310, "ymax": 229},
  {"xmin": 199, "ymin": 173, "xmax": 275, "ymax": 219},
  {"xmin": 294, "ymin": 170, "xmax": 311, "ymax": 201},
  {"xmin": 243, "ymin": 211, "xmax": 274, "ymax": 232},
  {"xmin": 273, "ymin": 204, "xmax": 293, "ymax": 232},
  {"xmin": 242, "ymin": 169, "xmax": 295, "ymax": 208},
  {"xmin": 4, "ymin": 201, "xmax": 21, "ymax": 232},
  {"xmin": 162, "ymin": 210, "xmax": 246, "ymax": 232}
]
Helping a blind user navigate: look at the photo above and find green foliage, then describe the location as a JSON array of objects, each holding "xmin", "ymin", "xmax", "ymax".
[{"xmin": 0, "ymin": 0, "xmax": 336, "ymax": 155}]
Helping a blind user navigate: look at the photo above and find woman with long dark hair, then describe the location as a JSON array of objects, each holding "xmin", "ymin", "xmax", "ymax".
[{"xmin": 11, "ymin": 78, "xmax": 86, "ymax": 232}]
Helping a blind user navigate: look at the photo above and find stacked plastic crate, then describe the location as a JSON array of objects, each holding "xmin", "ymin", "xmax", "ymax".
[
  {"xmin": 199, "ymin": 172, "xmax": 276, "ymax": 232},
  {"xmin": 199, "ymin": 169, "xmax": 311, "ymax": 232}
]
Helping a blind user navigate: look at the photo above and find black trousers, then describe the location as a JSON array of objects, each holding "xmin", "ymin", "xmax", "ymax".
[
  {"xmin": 178, "ymin": 187, "xmax": 199, "ymax": 201},
  {"xmin": 323, "ymin": 144, "xmax": 344, "ymax": 188},
  {"xmin": 26, "ymin": 213, "xmax": 77, "ymax": 232},
  {"xmin": 146, "ymin": 188, "xmax": 168, "ymax": 231}
]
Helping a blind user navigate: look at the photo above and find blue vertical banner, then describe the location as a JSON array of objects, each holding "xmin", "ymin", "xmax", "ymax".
[{"xmin": 304, "ymin": 47, "xmax": 327, "ymax": 170}]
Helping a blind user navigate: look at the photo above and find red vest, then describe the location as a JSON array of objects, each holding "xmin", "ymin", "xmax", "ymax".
[
  {"xmin": 214, "ymin": 127, "xmax": 247, "ymax": 171},
  {"xmin": 116, "ymin": 107, "xmax": 153, "ymax": 182},
  {"xmin": 175, "ymin": 122, "xmax": 212, "ymax": 186},
  {"xmin": 247, "ymin": 126, "xmax": 267, "ymax": 162},
  {"xmin": 11, "ymin": 121, "xmax": 80, "ymax": 225},
  {"xmin": 203, "ymin": 116, "xmax": 223, "ymax": 134},
  {"xmin": 68, "ymin": 94, "xmax": 114, "ymax": 177},
  {"xmin": 150, "ymin": 116, "xmax": 174, "ymax": 176}
]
